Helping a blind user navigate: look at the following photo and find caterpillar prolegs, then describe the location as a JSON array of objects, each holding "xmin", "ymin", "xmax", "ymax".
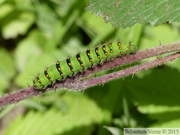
[{"xmin": 33, "ymin": 41, "xmax": 137, "ymax": 90}]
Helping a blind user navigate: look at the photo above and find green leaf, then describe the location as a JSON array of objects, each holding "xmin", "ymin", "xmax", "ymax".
[
  {"xmin": 4, "ymin": 92, "xmax": 110, "ymax": 135},
  {"xmin": 0, "ymin": 0, "xmax": 6, "ymax": 5},
  {"xmin": 151, "ymin": 118, "xmax": 180, "ymax": 127},
  {"xmin": 128, "ymin": 67, "xmax": 180, "ymax": 106},
  {"xmin": 140, "ymin": 24, "xmax": 180, "ymax": 50},
  {"xmin": 86, "ymin": 0, "xmax": 180, "ymax": 28},
  {"xmin": 127, "ymin": 67, "xmax": 180, "ymax": 122},
  {"xmin": 0, "ymin": 4, "xmax": 14, "ymax": 19},
  {"xmin": 103, "ymin": 126, "xmax": 121, "ymax": 135},
  {"xmin": 35, "ymin": 3, "xmax": 58, "ymax": 37},
  {"xmin": 2, "ymin": 12, "xmax": 35, "ymax": 39},
  {"xmin": 0, "ymin": 48, "xmax": 16, "ymax": 92}
]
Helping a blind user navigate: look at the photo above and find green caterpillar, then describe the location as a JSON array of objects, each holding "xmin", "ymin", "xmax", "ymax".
[{"xmin": 33, "ymin": 41, "xmax": 137, "ymax": 91}]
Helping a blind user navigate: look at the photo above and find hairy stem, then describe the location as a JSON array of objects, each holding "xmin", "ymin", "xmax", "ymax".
[
  {"xmin": 0, "ymin": 42, "xmax": 180, "ymax": 107},
  {"xmin": 63, "ymin": 52, "xmax": 180, "ymax": 90}
]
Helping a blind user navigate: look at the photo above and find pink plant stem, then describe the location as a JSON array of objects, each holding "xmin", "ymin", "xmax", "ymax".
[{"xmin": 64, "ymin": 52, "xmax": 180, "ymax": 90}]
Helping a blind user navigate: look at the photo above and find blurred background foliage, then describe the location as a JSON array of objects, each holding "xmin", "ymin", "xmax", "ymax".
[{"xmin": 0, "ymin": 0, "xmax": 180, "ymax": 135}]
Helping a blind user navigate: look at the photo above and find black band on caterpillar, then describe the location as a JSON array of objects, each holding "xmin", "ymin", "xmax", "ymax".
[{"xmin": 56, "ymin": 61, "xmax": 64, "ymax": 78}]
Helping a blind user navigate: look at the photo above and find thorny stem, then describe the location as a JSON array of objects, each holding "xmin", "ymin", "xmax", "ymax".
[
  {"xmin": 64, "ymin": 52, "xmax": 180, "ymax": 90},
  {"xmin": 0, "ymin": 42, "xmax": 180, "ymax": 108}
]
